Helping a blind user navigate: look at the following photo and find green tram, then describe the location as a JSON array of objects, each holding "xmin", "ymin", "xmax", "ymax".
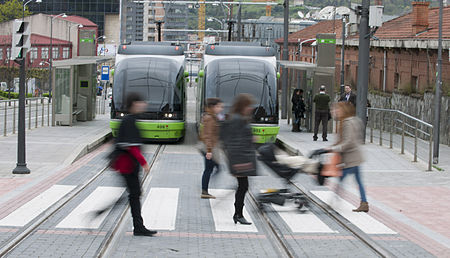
[
  {"xmin": 197, "ymin": 43, "xmax": 279, "ymax": 143},
  {"xmin": 110, "ymin": 42, "xmax": 187, "ymax": 141}
]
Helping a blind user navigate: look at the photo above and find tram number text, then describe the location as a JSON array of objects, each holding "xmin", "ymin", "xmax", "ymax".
[{"xmin": 157, "ymin": 125, "xmax": 167, "ymax": 129}]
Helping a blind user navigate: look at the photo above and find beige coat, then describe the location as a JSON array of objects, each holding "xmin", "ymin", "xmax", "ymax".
[
  {"xmin": 332, "ymin": 116, "xmax": 364, "ymax": 168},
  {"xmin": 200, "ymin": 112, "xmax": 219, "ymax": 153}
]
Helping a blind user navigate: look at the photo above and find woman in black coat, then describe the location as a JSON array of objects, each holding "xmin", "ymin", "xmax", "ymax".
[
  {"xmin": 291, "ymin": 89, "xmax": 305, "ymax": 132},
  {"xmin": 222, "ymin": 94, "xmax": 256, "ymax": 225}
]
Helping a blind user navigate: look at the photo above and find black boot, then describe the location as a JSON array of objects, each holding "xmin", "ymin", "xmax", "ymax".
[
  {"xmin": 133, "ymin": 227, "xmax": 157, "ymax": 236},
  {"xmin": 233, "ymin": 214, "xmax": 252, "ymax": 225},
  {"xmin": 313, "ymin": 135, "xmax": 318, "ymax": 141}
]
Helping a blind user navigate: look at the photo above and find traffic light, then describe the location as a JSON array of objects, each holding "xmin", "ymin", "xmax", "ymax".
[{"xmin": 11, "ymin": 20, "xmax": 31, "ymax": 60}]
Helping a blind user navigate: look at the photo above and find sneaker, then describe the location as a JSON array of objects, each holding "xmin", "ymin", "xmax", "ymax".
[
  {"xmin": 133, "ymin": 227, "xmax": 157, "ymax": 236},
  {"xmin": 201, "ymin": 191, "xmax": 216, "ymax": 199}
]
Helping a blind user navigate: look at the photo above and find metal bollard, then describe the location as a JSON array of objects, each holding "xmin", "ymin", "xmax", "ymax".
[
  {"xmin": 390, "ymin": 112, "xmax": 393, "ymax": 149},
  {"xmin": 13, "ymin": 101, "xmax": 16, "ymax": 134},
  {"xmin": 28, "ymin": 99, "xmax": 31, "ymax": 130},
  {"xmin": 47, "ymin": 99, "xmax": 50, "ymax": 127},
  {"xmin": 379, "ymin": 112, "xmax": 383, "ymax": 146},
  {"xmin": 3, "ymin": 102, "xmax": 7, "ymax": 136},
  {"xmin": 370, "ymin": 109, "xmax": 373, "ymax": 143},
  {"xmin": 428, "ymin": 128, "xmax": 433, "ymax": 171},
  {"xmin": 35, "ymin": 99, "xmax": 38, "ymax": 128},
  {"xmin": 414, "ymin": 121, "xmax": 418, "ymax": 162},
  {"xmin": 401, "ymin": 116, "xmax": 405, "ymax": 154},
  {"xmin": 41, "ymin": 98, "xmax": 44, "ymax": 127}
]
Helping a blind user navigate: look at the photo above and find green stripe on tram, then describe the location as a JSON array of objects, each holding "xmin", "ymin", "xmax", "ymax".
[
  {"xmin": 251, "ymin": 126, "xmax": 280, "ymax": 143},
  {"xmin": 110, "ymin": 120, "xmax": 185, "ymax": 139}
]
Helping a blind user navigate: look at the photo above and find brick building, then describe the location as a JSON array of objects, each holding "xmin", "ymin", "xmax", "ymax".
[
  {"xmin": 276, "ymin": 3, "xmax": 450, "ymax": 93},
  {"xmin": 0, "ymin": 34, "xmax": 71, "ymax": 68}
]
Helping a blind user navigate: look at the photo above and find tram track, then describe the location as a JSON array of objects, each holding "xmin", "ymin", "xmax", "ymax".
[
  {"xmin": 246, "ymin": 151, "xmax": 396, "ymax": 258},
  {"xmin": 0, "ymin": 144, "xmax": 164, "ymax": 257},
  {"xmin": 96, "ymin": 144, "xmax": 165, "ymax": 257}
]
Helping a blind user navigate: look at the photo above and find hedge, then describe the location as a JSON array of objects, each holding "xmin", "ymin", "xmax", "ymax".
[{"xmin": 0, "ymin": 91, "xmax": 33, "ymax": 99}]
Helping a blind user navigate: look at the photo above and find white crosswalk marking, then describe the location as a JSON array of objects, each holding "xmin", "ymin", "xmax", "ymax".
[
  {"xmin": 56, "ymin": 186, "xmax": 125, "ymax": 229},
  {"xmin": 311, "ymin": 191, "xmax": 397, "ymax": 234},
  {"xmin": 142, "ymin": 188, "xmax": 179, "ymax": 230},
  {"xmin": 271, "ymin": 203, "xmax": 337, "ymax": 233},
  {"xmin": 209, "ymin": 189, "xmax": 258, "ymax": 232},
  {"xmin": 0, "ymin": 185, "xmax": 76, "ymax": 227}
]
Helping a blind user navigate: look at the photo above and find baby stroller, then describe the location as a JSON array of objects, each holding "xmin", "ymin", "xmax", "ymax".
[{"xmin": 256, "ymin": 144, "xmax": 331, "ymax": 211}]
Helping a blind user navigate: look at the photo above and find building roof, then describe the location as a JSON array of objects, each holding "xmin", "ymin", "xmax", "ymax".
[
  {"xmin": 276, "ymin": 5, "xmax": 450, "ymax": 45},
  {"xmin": 0, "ymin": 34, "xmax": 71, "ymax": 46},
  {"xmin": 373, "ymin": 6, "xmax": 450, "ymax": 39},
  {"xmin": 52, "ymin": 15, "xmax": 97, "ymax": 27},
  {"xmin": 275, "ymin": 20, "xmax": 342, "ymax": 44}
]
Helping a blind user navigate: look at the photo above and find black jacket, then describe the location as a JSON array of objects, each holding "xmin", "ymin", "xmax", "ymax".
[
  {"xmin": 339, "ymin": 92, "xmax": 356, "ymax": 106},
  {"xmin": 291, "ymin": 94, "xmax": 306, "ymax": 114},
  {"xmin": 220, "ymin": 114, "xmax": 257, "ymax": 176}
]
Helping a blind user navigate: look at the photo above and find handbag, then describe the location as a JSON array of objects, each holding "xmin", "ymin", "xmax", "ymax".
[
  {"xmin": 226, "ymin": 150, "xmax": 257, "ymax": 177},
  {"xmin": 321, "ymin": 152, "xmax": 342, "ymax": 177}
]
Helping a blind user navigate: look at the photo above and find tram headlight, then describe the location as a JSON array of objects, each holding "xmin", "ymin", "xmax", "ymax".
[{"xmin": 120, "ymin": 113, "xmax": 124, "ymax": 117}]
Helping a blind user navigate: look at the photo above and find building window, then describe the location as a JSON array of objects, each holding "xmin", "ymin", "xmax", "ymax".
[
  {"xmin": 0, "ymin": 48, "xmax": 3, "ymax": 60},
  {"xmin": 411, "ymin": 75, "xmax": 418, "ymax": 92},
  {"xmin": 63, "ymin": 47, "xmax": 70, "ymax": 59},
  {"xmin": 30, "ymin": 47, "xmax": 38, "ymax": 61},
  {"xmin": 52, "ymin": 47, "xmax": 59, "ymax": 59},
  {"xmin": 6, "ymin": 48, "xmax": 10, "ymax": 59},
  {"xmin": 41, "ymin": 47, "xmax": 49, "ymax": 59}
]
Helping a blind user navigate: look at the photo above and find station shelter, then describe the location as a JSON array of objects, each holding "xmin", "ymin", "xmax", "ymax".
[
  {"xmin": 52, "ymin": 56, "xmax": 112, "ymax": 126},
  {"xmin": 278, "ymin": 33, "xmax": 336, "ymax": 132}
]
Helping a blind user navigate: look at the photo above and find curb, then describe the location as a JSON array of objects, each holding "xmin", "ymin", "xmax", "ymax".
[
  {"xmin": 275, "ymin": 137, "xmax": 303, "ymax": 156},
  {"xmin": 63, "ymin": 131, "xmax": 112, "ymax": 166}
]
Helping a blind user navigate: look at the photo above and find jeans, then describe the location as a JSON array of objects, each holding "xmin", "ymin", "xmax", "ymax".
[
  {"xmin": 121, "ymin": 166, "xmax": 144, "ymax": 230},
  {"xmin": 202, "ymin": 156, "xmax": 218, "ymax": 191},
  {"xmin": 340, "ymin": 166, "xmax": 367, "ymax": 202},
  {"xmin": 234, "ymin": 177, "xmax": 249, "ymax": 217}
]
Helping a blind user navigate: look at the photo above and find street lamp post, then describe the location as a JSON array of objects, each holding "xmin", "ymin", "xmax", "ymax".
[
  {"xmin": 49, "ymin": 13, "xmax": 67, "ymax": 104},
  {"xmin": 433, "ymin": 0, "xmax": 443, "ymax": 164},
  {"xmin": 13, "ymin": 0, "xmax": 42, "ymax": 174}
]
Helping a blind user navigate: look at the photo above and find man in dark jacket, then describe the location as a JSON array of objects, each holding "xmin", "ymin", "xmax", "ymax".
[
  {"xmin": 313, "ymin": 85, "xmax": 331, "ymax": 141},
  {"xmin": 339, "ymin": 85, "xmax": 356, "ymax": 106}
]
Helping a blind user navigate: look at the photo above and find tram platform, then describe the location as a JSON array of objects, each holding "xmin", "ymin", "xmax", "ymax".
[
  {"xmin": 276, "ymin": 119, "xmax": 450, "ymax": 256},
  {"xmin": 0, "ymin": 113, "xmax": 111, "ymax": 203}
]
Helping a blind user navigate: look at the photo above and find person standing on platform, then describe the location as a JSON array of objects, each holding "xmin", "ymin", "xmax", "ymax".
[
  {"xmin": 313, "ymin": 85, "xmax": 331, "ymax": 141},
  {"xmin": 332, "ymin": 102, "xmax": 369, "ymax": 212},
  {"xmin": 111, "ymin": 93, "xmax": 157, "ymax": 237},
  {"xmin": 339, "ymin": 85, "xmax": 356, "ymax": 106},
  {"xmin": 291, "ymin": 89, "xmax": 306, "ymax": 132},
  {"xmin": 199, "ymin": 98, "xmax": 223, "ymax": 199}
]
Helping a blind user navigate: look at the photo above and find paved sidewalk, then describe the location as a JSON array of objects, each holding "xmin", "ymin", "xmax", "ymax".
[
  {"xmin": 277, "ymin": 120, "xmax": 450, "ymax": 256},
  {"xmin": 0, "ymin": 113, "xmax": 111, "ymax": 203}
]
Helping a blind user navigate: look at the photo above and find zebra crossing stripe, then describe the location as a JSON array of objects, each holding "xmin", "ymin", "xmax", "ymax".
[
  {"xmin": 208, "ymin": 189, "xmax": 258, "ymax": 232},
  {"xmin": 311, "ymin": 191, "xmax": 397, "ymax": 234},
  {"xmin": 56, "ymin": 186, "xmax": 125, "ymax": 229},
  {"xmin": 271, "ymin": 203, "xmax": 337, "ymax": 233},
  {"xmin": 142, "ymin": 188, "xmax": 179, "ymax": 230},
  {"xmin": 0, "ymin": 185, "xmax": 76, "ymax": 227}
]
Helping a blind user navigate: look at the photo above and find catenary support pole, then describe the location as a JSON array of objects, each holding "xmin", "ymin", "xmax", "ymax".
[
  {"xmin": 433, "ymin": 0, "xmax": 443, "ymax": 164},
  {"xmin": 340, "ymin": 15, "xmax": 347, "ymax": 96},
  {"xmin": 356, "ymin": 0, "xmax": 370, "ymax": 140},
  {"xmin": 281, "ymin": 0, "xmax": 289, "ymax": 119}
]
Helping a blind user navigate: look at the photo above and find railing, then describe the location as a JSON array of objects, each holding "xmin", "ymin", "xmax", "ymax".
[
  {"xmin": 0, "ymin": 97, "xmax": 51, "ymax": 137},
  {"xmin": 367, "ymin": 107, "xmax": 433, "ymax": 171}
]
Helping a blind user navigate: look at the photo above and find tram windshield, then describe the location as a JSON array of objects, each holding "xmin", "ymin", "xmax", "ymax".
[
  {"xmin": 205, "ymin": 58, "xmax": 277, "ymax": 122},
  {"xmin": 114, "ymin": 57, "xmax": 183, "ymax": 114}
]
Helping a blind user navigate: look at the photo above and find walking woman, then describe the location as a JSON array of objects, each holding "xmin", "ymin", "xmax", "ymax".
[
  {"xmin": 331, "ymin": 102, "xmax": 369, "ymax": 212},
  {"xmin": 222, "ymin": 94, "xmax": 256, "ymax": 225},
  {"xmin": 200, "ymin": 98, "xmax": 223, "ymax": 199},
  {"xmin": 111, "ymin": 93, "xmax": 157, "ymax": 236}
]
